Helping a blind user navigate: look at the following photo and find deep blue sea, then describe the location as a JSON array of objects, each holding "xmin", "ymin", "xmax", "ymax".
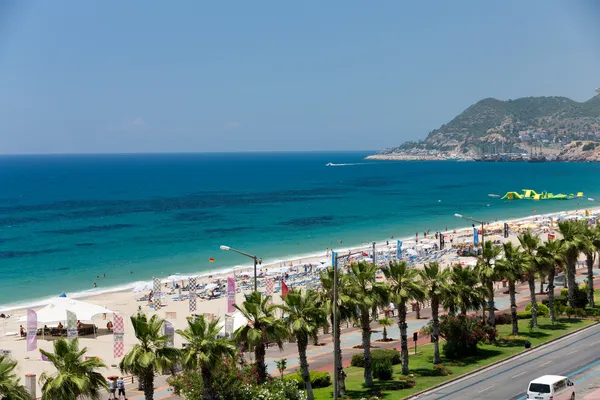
[{"xmin": 1, "ymin": 152, "xmax": 599, "ymax": 308}]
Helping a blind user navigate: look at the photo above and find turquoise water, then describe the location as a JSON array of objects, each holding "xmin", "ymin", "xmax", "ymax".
[{"xmin": 1, "ymin": 152, "xmax": 599, "ymax": 308}]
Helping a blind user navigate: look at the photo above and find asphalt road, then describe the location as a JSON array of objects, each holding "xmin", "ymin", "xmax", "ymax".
[{"xmin": 412, "ymin": 323, "xmax": 600, "ymax": 400}]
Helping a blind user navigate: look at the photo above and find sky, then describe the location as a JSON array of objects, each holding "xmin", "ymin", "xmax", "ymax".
[{"xmin": 0, "ymin": 1, "xmax": 599, "ymax": 154}]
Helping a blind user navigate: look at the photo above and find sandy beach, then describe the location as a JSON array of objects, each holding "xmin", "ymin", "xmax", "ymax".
[{"xmin": 0, "ymin": 206, "xmax": 597, "ymax": 395}]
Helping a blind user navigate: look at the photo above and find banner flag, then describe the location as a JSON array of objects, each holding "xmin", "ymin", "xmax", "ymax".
[
  {"xmin": 265, "ymin": 278, "xmax": 274, "ymax": 305},
  {"xmin": 281, "ymin": 279, "xmax": 289, "ymax": 297},
  {"xmin": 113, "ymin": 314, "xmax": 124, "ymax": 358},
  {"xmin": 473, "ymin": 227, "xmax": 479, "ymax": 245},
  {"xmin": 504, "ymin": 223, "xmax": 509, "ymax": 238},
  {"xmin": 153, "ymin": 277, "xmax": 162, "ymax": 309},
  {"xmin": 188, "ymin": 277, "xmax": 197, "ymax": 313},
  {"xmin": 227, "ymin": 277, "xmax": 235, "ymax": 313},
  {"xmin": 396, "ymin": 241, "xmax": 402, "ymax": 259},
  {"xmin": 66, "ymin": 310, "xmax": 78, "ymax": 339},
  {"xmin": 331, "ymin": 251, "xmax": 336, "ymax": 268},
  {"xmin": 26, "ymin": 309, "xmax": 37, "ymax": 351},
  {"xmin": 164, "ymin": 321, "xmax": 174, "ymax": 347}
]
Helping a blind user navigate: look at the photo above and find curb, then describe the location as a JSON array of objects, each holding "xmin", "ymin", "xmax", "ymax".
[{"xmin": 403, "ymin": 320, "xmax": 600, "ymax": 399}]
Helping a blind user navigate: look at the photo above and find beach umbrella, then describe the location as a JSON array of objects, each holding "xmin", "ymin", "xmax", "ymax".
[
  {"xmin": 132, "ymin": 281, "xmax": 153, "ymax": 293},
  {"xmin": 58, "ymin": 292, "xmax": 67, "ymax": 298},
  {"xmin": 204, "ymin": 283, "xmax": 218, "ymax": 291}
]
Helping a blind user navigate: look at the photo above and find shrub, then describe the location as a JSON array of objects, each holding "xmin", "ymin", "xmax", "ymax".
[
  {"xmin": 560, "ymin": 287, "xmax": 588, "ymax": 309},
  {"xmin": 423, "ymin": 314, "xmax": 495, "ymax": 359},
  {"xmin": 418, "ymin": 364, "xmax": 452, "ymax": 377},
  {"xmin": 284, "ymin": 371, "xmax": 331, "ymax": 389},
  {"xmin": 525, "ymin": 303, "xmax": 549, "ymax": 316},
  {"xmin": 395, "ymin": 377, "xmax": 417, "ymax": 389},
  {"xmin": 516, "ymin": 311, "xmax": 532, "ymax": 319},
  {"xmin": 494, "ymin": 313, "xmax": 512, "ymax": 325},
  {"xmin": 350, "ymin": 349, "xmax": 401, "ymax": 367},
  {"xmin": 373, "ymin": 358, "xmax": 393, "ymax": 381}
]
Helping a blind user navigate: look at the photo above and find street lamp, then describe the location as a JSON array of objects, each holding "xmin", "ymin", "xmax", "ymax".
[
  {"xmin": 454, "ymin": 213, "xmax": 485, "ymax": 245},
  {"xmin": 220, "ymin": 245, "xmax": 261, "ymax": 292}
]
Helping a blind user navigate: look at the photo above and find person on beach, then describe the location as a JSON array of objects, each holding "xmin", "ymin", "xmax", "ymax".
[
  {"xmin": 19, "ymin": 325, "xmax": 25, "ymax": 337},
  {"xmin": 57, "ymin": 322, "xmax": 63, "ymax": 329},
  {"xmin": 108, "ymin": 378, "xmax": 116, "ymax": 399}
]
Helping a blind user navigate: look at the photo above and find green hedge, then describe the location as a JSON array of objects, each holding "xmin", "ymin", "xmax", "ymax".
[
  {"xmin": 516, "ymin": 311, "xmax": 532, "ymax": 319},
  {"xmin": 350, "ymin": 349, "xmax": 401, "ymax": 368},
  {"xmin": 525, "ymin": 303, "xmax": 550, "ymax": 316},
  {"xmin": 284, "ymin": 371, "xmax": 331, "ymax": 389},
  {"xmin": 373, "ymin": 358, "xmax": 393, "ymax": 380}
]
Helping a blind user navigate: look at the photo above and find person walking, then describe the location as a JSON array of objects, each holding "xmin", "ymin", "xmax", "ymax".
[
  {"xmin": 108, "ymin": 378, "xmax": 116, "ymax": 399},
  {"xmin": 117, "ymin": 376, "xmax": 126, "ymax": 399}
]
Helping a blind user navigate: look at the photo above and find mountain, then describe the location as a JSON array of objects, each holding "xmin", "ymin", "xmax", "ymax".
[{"xmin": 374, "ymin": 95, "xmax": 600, "ymax": 158}]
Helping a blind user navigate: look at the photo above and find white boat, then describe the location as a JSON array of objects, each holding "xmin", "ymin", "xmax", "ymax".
[{"xmin": 326, "ymin": 163, "xmax": 334, "ymax": 166}]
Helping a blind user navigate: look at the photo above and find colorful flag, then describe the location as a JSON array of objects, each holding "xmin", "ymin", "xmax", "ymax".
[
  {"xmin": 396, "ymin": 240, "xmax": 402, "ymax": 259},
  {"xmin": 153, "ymin": 277, "xmax": 162, "ymax": 309},
  {"xmin": 66, "ymin": 310, "xmax": 78, "ymax": 339},
  {"xmin": 281, "ymin": 279, "xmax": 289, "ymax": 298},
  {"xmin": 26, "ymin": 309, "xmax": 37, "ymax": 352},
  {"xmin": 227, "ymin": 277, "xmax": 235, "ymax": 313},
  {"xmin": 473, "ymin": 227, "xmax": 479, "ymax": 245},
  {"xmin": 189, "ymin": 277, "xmax": 197, "ymax": 313},
  {"xmin": 113, "ymin": 314, "xmax": 124, "ymax": 358},
  {"xmin": 209, "ymin": 257, "xmax": 215, "ymax": 263},
  {"xmin": 266, "ymin": 278, "xmax": 274, "ymax": 296}
]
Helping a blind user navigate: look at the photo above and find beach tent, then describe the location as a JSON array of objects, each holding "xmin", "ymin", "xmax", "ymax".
[
  {"xmin": 19, "ymin": 297, "xmax": 114, "ymax": 323},
  {"xmin": 218, "ymin": 311, "xmax": 248, "ymax": 338},
  {"xmin": 58, "ymin": 292, "xmax": 67, "ymax": 298}
]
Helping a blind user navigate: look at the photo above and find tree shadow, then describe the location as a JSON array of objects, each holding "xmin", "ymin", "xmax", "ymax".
[{"xmin": 342, "ymin": 380, "xmax": 417, "ymax": 399}]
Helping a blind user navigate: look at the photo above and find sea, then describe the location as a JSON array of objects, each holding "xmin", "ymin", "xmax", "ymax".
[{"xmin": 1, "ymin": 151, "xmax": 599, "ymax": 310}]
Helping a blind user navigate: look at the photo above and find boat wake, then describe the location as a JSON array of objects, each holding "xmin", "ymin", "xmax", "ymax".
[{"xmin": 326, "ymin": 162, "xmax": 373, "ymax": 167}]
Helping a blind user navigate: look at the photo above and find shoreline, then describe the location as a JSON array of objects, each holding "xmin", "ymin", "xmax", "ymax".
[{"xmin": 1, "ymin": 205, "xmax": 595, "ymax": 314}]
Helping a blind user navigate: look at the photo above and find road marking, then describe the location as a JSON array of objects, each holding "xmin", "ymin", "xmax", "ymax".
[
  {"xmin": 589, "ymin": 340, "xmax": 600, "ymax": 346},
  {"xmin": 512, "ymin": 371, "xmax": 528, "ymax": 378},
  {"xmin": 477, "ymin": 385, "xmax": 494, "ymax": 394},
  {"xmin": 539, "ymin": 360, "xmax": 553, "ymax": 367},
  {"xmin": 566, "ymin": 350, "xmax": 578, "ymax": 356}
]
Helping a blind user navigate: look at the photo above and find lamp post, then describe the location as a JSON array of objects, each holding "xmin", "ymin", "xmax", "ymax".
[
  {"xmin": 220, "ymin": 245, "xmax": 261, "ymax": 292},
  {"xmin": 332, "ymin": 247, "xmax": 372, "ymax": 400},
  {"xmin": 454, "ymin": 213, "xmax": 485, "ymax": 246}
]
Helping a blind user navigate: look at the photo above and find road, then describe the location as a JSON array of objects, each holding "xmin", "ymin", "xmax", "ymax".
[{"xmin": 412, "ymin": 323, "xmax": 600, "ymax": 400}]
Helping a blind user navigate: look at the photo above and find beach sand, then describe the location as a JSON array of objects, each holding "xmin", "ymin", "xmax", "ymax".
[{"xmin": 0, "ymin": 207, "xmax": 596, "ymax": 395}]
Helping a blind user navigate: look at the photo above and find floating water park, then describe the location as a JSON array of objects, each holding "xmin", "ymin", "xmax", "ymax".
[{"xmin": 500, "ymin": 189, "xmax": 584, "ymax": 201}]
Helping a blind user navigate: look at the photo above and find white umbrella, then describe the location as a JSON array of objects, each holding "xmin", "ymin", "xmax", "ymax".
[
  {"xmin": 204, "ymin": 283, "xmax": 218, "ymax": 291},
  {"xmin": 405, "ymin": 249, "xmax": 418, "ymax": 256},
  {"xmin": 132, "ymin": 281, "xmax": 153, "ymax": 293}
]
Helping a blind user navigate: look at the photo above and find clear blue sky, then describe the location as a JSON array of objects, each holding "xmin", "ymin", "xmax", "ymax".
[{"xmin": 1, "ymin": 1, "xmax": 599, "ymax": 154}]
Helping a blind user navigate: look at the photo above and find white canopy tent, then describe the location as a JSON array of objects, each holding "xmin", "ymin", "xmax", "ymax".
[
  {"xmin": 19, "ymin": 297, "xmax": 115, "ymax": 323},
  {"xmin": 218, "ymin": 311, "xmax": 248, "ymax": 338}
]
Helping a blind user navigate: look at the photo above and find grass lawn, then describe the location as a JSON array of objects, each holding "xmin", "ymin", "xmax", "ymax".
[{"xmin": 313, "ymin": 317, "xmax": 595, "ymax": 399}]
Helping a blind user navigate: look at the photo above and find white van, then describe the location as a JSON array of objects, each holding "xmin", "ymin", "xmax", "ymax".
[{"xmin": 527, "ymin": 375, "xmax": 575, "ymax": 400}]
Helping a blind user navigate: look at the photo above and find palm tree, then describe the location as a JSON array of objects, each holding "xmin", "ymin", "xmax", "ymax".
[
  {"xmin": 318, "ymin": 267, "xmax": 354, "ymax": 395},
  {"xmin": 382, "ymin": 261, "xmax": 425, "ymax": 375},
  {"xmin": 176, "ymin": 315, "xmax": 237, "ymax": 400},
  {"xmin": 518, "ymin": 231, "xmax": 541, "ymax": 328},
  {"xmin": 537, "ymin": 239, "xmax": 565, "ymax": 323},
  {"xmin": 39, "ymin": 338, "xmax": 108, "ymax": 400},
  {"xmin": 443, "ymin": 264, "xmax": 484, "ymax": 316},
  {"xmin": 280, "ymin": 288, "xmax": 327, "ymax": 400},
  {"xmin": 119, "ymin": 314, "xmax": 180, "ymax": 400},
  {"xmin": 476, "ymin": 240, "xmax": 503, "ymax": 328},
  {"xmin": 378, "ymin": 317, "xmax": 393, "ymax": 341},
  {"xmin": 346, "ymin": 261, "xmax": 388, "ymax": 387},
  {"xmin": 496, "ymin": 242, "xmax": 526, "ymax": 335},
  {"xmin": 234, "ymin": 291, "xmax": 289, "ymax": 383},
  {"xmin": 558, "ymin": 220, "xmax": 586, "ymax": 307},
  {"xmin": 0, "ymin": 355, "xmax": 30, "ymax": 400},
  {"xmin": 581, "ymin": 225, "xmax": 600, "ymax": 308},
  {"xmin": 419, "ymin": 262, "xmax": 450, "ymax": 364}
]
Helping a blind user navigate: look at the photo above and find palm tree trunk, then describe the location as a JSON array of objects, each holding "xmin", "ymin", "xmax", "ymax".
[
  {"xmin": 143, "ymin": 369, "xmax": 154, "ymax": 400},
  {"xmin": 587, "ymin": 253, "xmax": 595, "ymax": 308},
  {"xmin": 330, "ymin": 315, "xmax": 346, "ymax": 395},
  {"xmin": 360, "ymin": 311, "xmax": 373, "ymax": 387},
  {"xmin": 297, "ymin": 334, "xmax": 314, "ymax": 400},
  {"xmin": 201, "ymin": 367, "xmax": 218, "ymax": 400},
  {"xmin": 487, "ymin": 281, "xmax": 495, "ymax": 327},
  {"xmin": 431, "ymin": 296, "xmax": 441, "ymax": 364},
  {"xmin": 509, "ymin": 279, "xmax": 519, "ymax": 335},
  {"xmin": 528, "ymin": 276, "xmax": 538, "ymax": 328},
  {"xmin": 567, "ymin": 259, "xmax": 577, "ymax": 308},
  {"xmin": 255, "ymin": 342, "xmax": 267, "ymax": 383},
  {"xmin": 382, "ymin": 326, "xmax": 388, "ymax": 341},
  {"xmin": 548, "ymin": 269, "xmax": 556, "ymax": 324},
  {"xmin": 398, "ymin": 303, "xmax": 409, "ymax": 375}
]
